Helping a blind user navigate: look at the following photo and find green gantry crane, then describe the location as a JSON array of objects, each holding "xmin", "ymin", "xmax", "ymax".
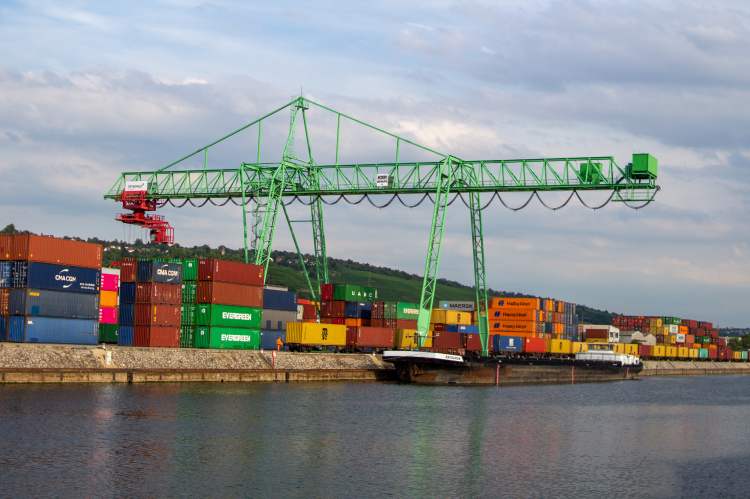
[{"xmin": 105, "ymin": 97, "xmax": 660, "ymax": 356}]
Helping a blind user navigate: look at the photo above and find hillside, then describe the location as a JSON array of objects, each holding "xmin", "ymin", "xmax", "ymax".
[{"xmin": 1, "ymin": 223, "xmax": 618, "ymax": 325}]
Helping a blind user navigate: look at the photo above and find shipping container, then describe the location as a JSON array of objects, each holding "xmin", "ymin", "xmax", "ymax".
[
  {"xmin": 547, "ymin": 339, "xmax": 572, "ymax": 354},
  {"xmin": 182, "ymin": 281, "xmax": 197, "ymax": 304},
  {"xmin": 0, "ymin": 288, "xmax": 9, "ymax": 315},
  {"xmin": 446, "ymin": 324, "xmax": 479, "ymax": 334},
  {"xmin": 320, "ymin": 300, "xmax": 333, "ymax": 318},
  {"xmin": 572, "ymin": 341, "xmax": 588, "ymax": 353},
  {"xmin": 100, "ymin": 290, "xmax": 117, "ymax": 308},
  {"xmin": 262, "ymin": 289, "xmax": 298, "ymax": 311},
  {"xmin": 134, "ymin": 325, "xmax": 180, "ymax": 348},
  {"xmin": 331, "ymin": 300, "xmax": 346, "ymax": 318},
  {"xmin": 135, "ymin": 282, "xmax": 182, "ymax": 304},
  {"xmin": 260, "ymin": 329, "xmax": 288, "ymax": 351},
  {"xmin": 286, "ymin": 322, "xmax": 346, "ymax": 347},
  {"xmin": 8, "ymin": 316, "xmax": 98, "ymax": 344},
  {"xmin": 0, "ymin": 316, "xmax": 7, "ymax": 341},
  {"xmin": 394, "ymin": 329, "xmax": 433, "ymax": 349},
  {"xmin": 0, "ymin": 261, "xmax": 11, "ymax": 288},
  {"xmin": 345, "ymin": 301, "xmax": 373, "ymax": 319},
  {"xmin": 119, "ymin": 303, "xmax": 134, "ymax": 325},
  {"xmin": 120, "ymin": 282, "xmax": 136, "ymax": 304},
  {"xmin": 182, "ymin": 259, "xmax": 198, "ymax": 281},
  {"xmin": 431, "ymin": 309, "xmax": 471, "ymax": 325},
  {"xmin": 191, "ymin": 326, "xmax": 259, "ymax": 349},
  {"xmin": 433, "ymin": 331, "xmax": 464, "ymax": 349},
  {"xmin": 395, "ymin": 319, "xmax": 417, "ymax": 330},
  {"xmin": 120, "ymin": 258, "xmax": 136, "ymax": 282},
  {"xmin": 301, "ymin": 303, "xmax": 317, "ymax": 319},
  {"xmin": 490, "ymin": 297, "xmax": 540, "ymax": 309},
  {"xmin": 180, "ymin": 325, "xmax": 195, "ymax": 348},
  {"xmin": 489, "ymin": 308, "xmax": 541, "ymax": 321},
  {"xmin": 101, "ymin": 273, "xmax": 119, "ymax": 292},
  {"xmin": 524, "ymin": 338, "xmax": 546, "ymax": 354},
  {"xmin": 260, "ymin": 309, "xmax": 296, "ymax": 331},
  {"xmin": 494, "ymin": 335, "xmax": 524, "ymax": 352},
  {"xmin": 196, "ymin": 304, "xmax": 262, "ymax": 329},
  {"xmin": 12, "ymin": 262, "xmax": 100, "ymax": 294},
  {"xmin": 320, "ymin": 283, "xmax": 334, "ymax": 301},
  {"xmin": 181, "ymin": 303, "xmax": 196, "ymax": 326},
  {"xmin": 0, "ymin": 235, "xmax": 12, "ymax": 259},
  {"xmin": 198, "ymin": 259, "xmax": 264, "ymax": 285},
  {"xmin": 136, "ymin": 261, "xmax": 183, "ymax": 284},
  {"xmin": 116, "ymin": 326, "xmax": 133, "ymax": 346},
  {"xmin": 134, "ymin": 304, "xmax": 181, "ymax": 326},
  {"xmin": 11, "ymin": 235, "xmax": 102, "ymax": 269},
  {"xmin": 9, "ymin": 289, "xmax": 99, "ymax": 319},
  {"xmin": 197, "ymin": 281, "xmax": 263, "ymax": 308},
  {"xmin": 331, "ymin": 284, "xmax": 378, "ymax": 302},
  {"xmin": 346, "ymin": 326, "xmax": 395, "ymax": 349},
  {"xmin": 490, "ymin": 320, "xmax": 536, "ymax": 333},
  {"xmin": 99, "ymin": 307, "xmax": 117, "ymax": 324},
  {"xmin": 99, "ymin": 323, "xmax": 118, "ymax": 343}
]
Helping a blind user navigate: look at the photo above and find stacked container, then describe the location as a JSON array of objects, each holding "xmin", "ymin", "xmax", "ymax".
[
  {"xmin": 0, "ymin": 235, "xmax": 11, "ymax": 340},
  {"xmin": 98, "ymin": 267, "xmax": 120, "ymax": 343},
  {"xmin": 260, "ymin": 286, "xmax": 298, "ymax": 350},
  {"xmin": 195, "ymin": 259, "xmax": 263, "ymax": 349},
  {"xmin": 117, "ymin": 258, "xmax": 136, "ymax": 346},
  {"xmin": 180, "ymin": 258, "xmax": 198, "ymax": 348},
  {"xmin": 4, "ymin": 235, "xmax": 102, "ymax": 345},
  {"xmin": 297, "ymin": 298, "xmax": 318, "ymax": 323},
  {"xmin": 320, "ymin": 283, "xmax": 377, "ymax": 326},
  {"xmin": 488, "ymin": 297, "xmax": 578, "ymax": 341},
  {"xmin": 613, "ymin": 314, "xmax": 728, "ymax": 359},
  {"xmin": 133, "ymin": 259, "xmax": 183, "ymax": 347}
]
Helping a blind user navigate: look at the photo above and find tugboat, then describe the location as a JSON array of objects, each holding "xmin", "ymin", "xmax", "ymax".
[{"xmin": 382, "ymin": 343, "xmax": 642, "ymax": 386}]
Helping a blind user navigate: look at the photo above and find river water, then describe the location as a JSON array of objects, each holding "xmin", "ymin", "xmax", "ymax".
[{"xmin": 1, "ymin": 375, "xmax": 749, "ymax": 498}]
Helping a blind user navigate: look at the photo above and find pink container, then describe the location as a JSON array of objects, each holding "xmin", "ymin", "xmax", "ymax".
[
  {"xmin": 99, "ymin": 307, "xmax": 118, "ymax": 324},
  {"xmin": 101, "ymin": 273, "xmax": 119, "ymax": 292}
]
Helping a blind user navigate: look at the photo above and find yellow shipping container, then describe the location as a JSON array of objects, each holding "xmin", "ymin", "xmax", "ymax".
[
  {"xmin": 394, "ymin": 329, "xmax": 434, "ymax": 349},
  {"xmin": 546, "ymin": 339, "xmax": 572, "ymax": 354},
  {"xmin": 677, "ymin": 347, "xmax": 688, "ymax": 358},
  {"xmin": 572, "ymin": 342, "xmax": 588, "ymax": 353},
  {"xmin": 430, "ymin": 309, "xmax": 471, "ymax": 325},
  {"xmin": 286, "ymin": 323, "xmax": 346, "ymax": 346},
  {"xmin": 613, "ymin": 343, "xmax": 625, "ymax": 354},
  {"xmin": 100, "ymin": 290, "xmax": 118, "ymax": 308},
  {"xmin": 652, "ymin": 345, "xmax": 666, "ymax": 357},
  {"xmin": 624, "ymin": 344, "xmax": 639, "ymax": 356},
  {"xmin": 689, "ymin": 348, "xmax": 699, "ymax": 358},
  {"xmin": 586, "ymin": 338, "xmax": 608, "ymax": 343},
  {"xmin": 666, "ymin": 346, "xmax": 677, "ymax": 358}
]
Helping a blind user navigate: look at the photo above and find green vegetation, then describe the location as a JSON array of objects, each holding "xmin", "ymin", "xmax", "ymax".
[
  {"xmin": 0, "ymin": 223, "xmax": 620, "ymax": 324},
  {"xmin": 728, "ymin": 336, "xmax": 750, "ymax": 351}
]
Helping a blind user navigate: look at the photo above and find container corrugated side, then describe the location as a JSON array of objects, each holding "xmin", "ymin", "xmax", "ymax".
[
  {"xmin": 134, "ymin": 325, "xmax": 180, "ymax": 347},
  {"xmin": 12, "ymin": 262, "xmax": 100, "ymax": 294},
  {"xmin": 394, "ymin": 329, "xmax": 433, "ymax": 349},
  {"xmin": 260, "ymin": 330, "xmax": 288, "ymax": 350},
  {"xmin": 120, "ymin": 258, "xmax": 136, "ymax": 282},
  {"xmin": 11, "ymin": 235, "xmax": 102, "ymax": 269},
  {"xmin": 0, "ymin": 288, "xmax": 9, "ymax": 315},
  {"xmin": 196, "ymin": 282, "xmax": 263, "ymax": 308},
  {"xmin": 101, "ymin": 273, "xmax": 119, "ymax": 292},
  {"xmin": 0, "ymin": 235, "xmax": 12, "ymax": 259},
  {"xmin": 489, "ymin": 297, "xmax": 540, "ymax": 310},
  {"xmin": 99, "ymin": 323, "xmax": 118, "ymax": 343},
  {"xmin": 180, "ymin": 325, "xmax": 195, "ymax": 348},
  {"xmin": 0, "ymin": 316, "xmax": 7, "ymax": 342},
  {"xmin": 120, "ymin": 282, "xmax": 136, "ymax": 304},
  {"xmin": 206, "ymin": 327, "xmax": 260, "ymax": 350},
  {"xmin": 182, "ymin": 259, "xmax": 198, "ymax": 281},
  {"xmin": 118, "ymin": 326, "xmax": 134, "ymax": 346},
  {"xmin": 181, "ymin": 281, "xmax": 197, "ymax": 303},
  {"xmin": 0, "ymin": 261, "xmax": 11, "ymax": 288},
  {"xmin": 348, "ymin": 326, "xmax": 394, "ymax": 348},
  {"xmin": 100, "ymin": 290, "xmax": 117, "ymax": 308},
  {"xmin": 197, "ymin": 259, "xmax": 264, "ymax": 285},
  {"xmin": 118, "ymin": 304, "xmax": 135, "ymax": 325},
  {"xmin": 260, "ymin": 309, "xmax": 296, "ymax": 331},
  {"xmin": 181, "ymin": 303, "xmax": 196, "ymax": 326},
  {"xmin": 136, "ymin": 261, "xmax": 183, "ymax": 284},
  {"xmin": 134, "ymin": 304, "xmax": 181, "ymax": 326},
  {"xmin": 193, "ymin": 326, "xmax": 209, "ymax": 348},
  {"xmin": 196, "ymin": 304, "xmax": 261, "ymax": 329},
  {"xmin": 286, "ymin": 322, "xmax": 346, "ymax": 346},
  {"xmin": 8, "ymin": 316, "xmax": 98, "ymax": 345},
  {"xmin": 135, "ymin": 282, "xmax": 182, "ymax": 304},
  {"xmin": 9, "ymin": 289, "xmax": 99, "ymax": 319},
  {"xmin": 262, "ymin": 289, "xmax": 298, "ymax": 311}
]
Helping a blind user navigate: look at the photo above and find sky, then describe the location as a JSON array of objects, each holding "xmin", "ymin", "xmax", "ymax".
[{"xmin": 1, "ymin": 0, "xmax": 749, "ymax": 326}]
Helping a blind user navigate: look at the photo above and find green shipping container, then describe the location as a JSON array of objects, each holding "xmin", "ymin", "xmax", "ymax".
[
  {"xmin": 204, "ymin": 326, "xmax": 260, "ymax": 350},
  {"xmin": 395, "ymin": 302, "xmax": 420, "ymax": 320},
  {"xmin": 332, "ymin": 285, "xmax": 378, "ymax": 302},
  {"xmin": 194, "ymin": 326, "xmax": 210, "ymax": 348},
  {"xmin": 182, "ymin": 259, "xmax": 198, "ymax": 281},
  {"xmin": 180, "ymin": 326, "xmax": 195, "ymax": 348},
  {"xmin": 181, "ymin": 303, "xmax": 196, "ymax": 326},
  {"xmin": 742, "ymin": 351, "xmax": 748, "ymax": 360},
  {"xmin": 195, "ymin": 304, "xmax": 262, "ymax": 329},
  {"xmin": 182, "ymin": 281, "xmax": 197, "ymax": 304},
  {"xmin": 98, "ymin": 323, "xmax": 119, "ymax": 343},
  {"xmin": 698, "ymin": 348, "xmax": 709, "ymax": 359},
  {"xmin": 698, "ymin": 336, "xmax": 710, "ymax": 345}
]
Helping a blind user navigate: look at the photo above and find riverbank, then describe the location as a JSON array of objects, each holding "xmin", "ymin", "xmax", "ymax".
[{"xmin": 0, "ymin": 343, "xmax": 748, "ymax": 383}]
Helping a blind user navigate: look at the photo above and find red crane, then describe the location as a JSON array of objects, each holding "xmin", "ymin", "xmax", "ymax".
[{"xmin": 115, "ymin": 182, "xmax": 174, "ymax": 244}]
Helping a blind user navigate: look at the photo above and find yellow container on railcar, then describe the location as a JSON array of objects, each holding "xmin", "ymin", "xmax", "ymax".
[
  {"xmin": 430, "ymin": 309, "xmax": 471, "ymax": 325},
  {"xmin": 652, "ymin": 345, "xmax": 666, "ymax": 357},
  {"xmin": 572, "ymin": 342, "xmax": 588, "ymax": 353},
  {"xmin": 546, "ymin": 339, "xmax": 572, "ymax": 354},
  {"xmin": 624, "ymin": 344, "xmax": 639, "ymax": 356},
  {"xmin": 395, "ymin": 329, "xmax": 433, "ymax": 349},
  {"xmin": 734, "ymin": 351, "xmax": 742, "ymax": 360},
  {"xmin": 689, "ymin": 348, "xmax": 699, "ymax": 359},
  {"xmin": 677, "ymin": 347, "xmax": 688, "ymax": 358},
  {"xmin": 665, "ymin": 346, "xmax": 677, "ymax": 358},
  {"xmin": 286, "ymin": 323, "xmax": 346, "ymax": 346},
  {"xmin": 611, "ymin": 343, "xmax": 625, "ymax": 354}
]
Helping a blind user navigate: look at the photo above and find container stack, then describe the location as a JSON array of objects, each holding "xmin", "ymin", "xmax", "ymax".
[
  {"xmin": 486, "ymin": 297, "xmax": 578, "ymax": 341},
  {"xmin": 297, "ymin": 298, "xmax": 318, "ymax": 323},
  {"xmin": 319, "ymin": 284, "xmax": 388, "ymax": 352},
  {"xmin": 429, "ymin": 308, "xmax": 472, "ymax": 354},
  {"xmin": 180, "ymin": 258, "xmax": 198, "ymax": 348},
  {"xmin": 613, "ymin": 315, "xmax": 729, "ymax": 359},
  {"xmin": 260, "ymin": 286, "xmax": 298, "ymax": 351},
  {"xmin": 195, "ymin": 258, "xmax": 263, "ymax": 349},
  {"xmin": 3, "ymin": 235, "xmax": 102, "ymax": 345},
  {"xmin": 117, "ymin": 258, "xmax": 136, "ymax": 346},
  {"xmin": 98, "ymin": 267, "xmax": 120, "ymax": 343},
  {"xmin": 133, "ymin": 259, "xmax": 183, "ymax": 347}
]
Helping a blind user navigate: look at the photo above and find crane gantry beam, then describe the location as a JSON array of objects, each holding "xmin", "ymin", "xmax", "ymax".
[{"xmin": 105, "ymin": 97, "xmax": 659, "ymax": 356}]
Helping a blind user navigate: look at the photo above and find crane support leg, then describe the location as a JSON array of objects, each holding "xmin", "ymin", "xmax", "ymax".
[
  {"xmin": 253, "ymin": 167, "xmax": 286, "ymax": 281},
  {"xmin": 416, "ymin": 157, "xmax": 454, "ymax": 348},
  {"xmin": 311, "ymin": 195, "xmax": 329, "ymax": 290},
  {"xmin": 468, "ymin": 190, "xmax": 490, "ymax": 355},
  {"xmin": 282, "ymin": 203, "xmax": 320, "ymax": 311}
]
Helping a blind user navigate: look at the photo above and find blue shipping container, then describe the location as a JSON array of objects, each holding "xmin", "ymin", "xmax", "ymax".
[
  {"xmin": 118, "ymin": 326, "xmax": 134, "ymax": 346},
  {"xmin": 262, "ymin": 289, "xmax": 297, "ymax": 311},
  {"xmin": 345, "ymin": 301, "xmax": 372, "ymax": 319},
  {"xmin": 119, "ymin": 304, "xmax": 135, "ymax": 325},
  {"xmin": 8, "ymin": 316, "xmax": 98, "ymax": 345},
  {"xmin": 260, "ymin": 329, "xmax": 289, "ymax": 351},
  {"xmin": 447, "ymin": 324, "xmax": 479, "ymax": 334},
  {"xmin": 120, "ymin": 282, "xmax": 136, "ymax": 304},
  {"xmin": 0, "ymin": 316, "xmax": 7, "ymax": 341},
  {"xmin": 12, "ymin": 262, "xmax": 100, "ymax": 294},
  {"xmin": 136, "ymin": 261, "xmax": 183, "ymax": 284},
  {"xmin": 9, "ymin": 289, "xmax": 99, "ymax": 319},
  {"xmin": 0, "ymin": 261, "xmax": 11, "ymax": 288},
  {"xmin": 493, "ymin": 335, "xmax": 524, "ymax": 352}
]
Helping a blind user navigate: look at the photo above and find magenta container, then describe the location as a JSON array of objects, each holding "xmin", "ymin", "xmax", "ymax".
[
  {"xmin": 99, "ymin": 307, "xmax": 118, "ymax": 324},
  {"xmin": 101, "ymin": 273, "xmax": 119, "ymax": 292}
]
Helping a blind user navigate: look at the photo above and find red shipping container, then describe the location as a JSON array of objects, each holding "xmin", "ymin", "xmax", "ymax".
[
  {"xmin": 321, "ymin": 318, "xmax": 333, "ymax": 324},
  {"xmin": 656, "ymin": 335, "xmax": 665, "ymax": 344},
  {"xmin": 136, "ymin": 282, "xmax": 182, "ymax": 304},
  {"xmin": 321, "ymin": 283, "xmax": 334, "ymax": 301},
  {"xmin": 120, "ymin": 258, "xmax": 136, "ymax": 282},
  {"xmin": 711, "ymin": 337, "xmax": 719, "ymax": 345},
  {"xmin": 320, "ymin": 301, "xmax": 333, "ymax": 318},
  {"xmin": 101, "ymin": 273, "xmax": 119, "ymax": 292},
  {"xmin": 99, "ymin": 307, "xmax": 117, "ymax": 324},
  {"xmin": 371, "ymin": 302, "xmax": 384, "ymax": 319},
  {"xmin": 332, "ymin": 318, "xmax": 344, "ymax": 325},
  {"xmin": 346, "ymin": 326, "xmax": 395, "ymax": 348},
  {"xmin": 135, "ymin": 304, "xmax": 181, "ymax": 326},
  {"xmin": 197, "ymin": 282, "xmax": 263, "ymax": 308},
  {"xmin": 198, "ymin": 259, "xmax": 264, "ymax": 285},
  {"xmin": 396, "ymin": 319, "xmax": 418, "ymax": 329},
  {"xmin": 432, "ymin": 323, "xmax": 446, "ymax": 331},
  {"xmin": 0, "ymin": 235, "xmax": 12, "ymax": 259},
  {"xmin": 585, "ymin": 329, "xmax": 609, "ymax": 339},
  {"xmin": 0, "ymin": 288, "xmax": 9, "ymax": 315},
  {"xmin": 134, "ymin": 326, "xmax": 180, "ymax": 348},
  {"xmin": 433, "ymin": 331, "xmax": 464, "ymax": 349},
  {"xmin": 371, "ymin": 319, "xmax": 384, "ymax": 328},
  {"xmin": 710, "ymin": 330, "xmax": 719, "ymax": 338},
  {"xmin": 718, "ymin": 338, "xmax": 726, "ymax": 346},
  {"xmin": 524, "ymin": 338, "xmax": 546, "ymax": 354},
  {"xmin": 639, "ymin": 345, "xmax": 652, "ymax": 357},
  {"xmin": 302, "ymin": 303, "xmax": 317, "ymax": 319},
  {"xmin": 466, "ymin": 333, "xmax": 485, "ymax": 352},
  {"xmin": 11, "ymin": 235, "xmax": 102, "ymax": 269},
  {"xmin": 332, "ymin": 301, "xmax": 346, "ymax": 318},
  {"xmin": 384, "ymin": 319, "xmax": 397, "ymax": 329},
  {"xmin": 708, "ymin": 349, "xmax": 718, "ymax": 360},
  {"xmin": 361, "ymin": 319, "xmax": 371, "ymax": 327}
]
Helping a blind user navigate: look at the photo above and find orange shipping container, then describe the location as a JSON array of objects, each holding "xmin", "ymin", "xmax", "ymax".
[
  {"xmin": 490, "ymin": 320, "xmax": 537, "ymax": 333},
  {"xmin": 100, "ymin": 290, "xmax": 118, "ymax": 308},
  {"xmin": 0, "ymin": 235, "xmax": 11, "ymax": 259},
  {"xmin": 488, "ymin": 308, "xmax": 541, "ymax": 321},
  {"xmin": 344, "ymin": 318, "xmax": 362, "ymax": 327},
  {"xmin": 489, "ymin": 297, "xmax": 540, "ymax": 310},
  {"xmin": 11, "ymin": 235, "xmax": 102, "ymax": 269}
]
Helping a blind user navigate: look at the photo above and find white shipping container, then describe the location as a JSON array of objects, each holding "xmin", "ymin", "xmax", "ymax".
[
  {"xmin": 297, "ymin": 304, "xmax": 304, "ymax": 321},
  {"xmin": 676, "ymin": 333, "xmax": 686, "ymax": 343},
  {"xmin": 668, "ymin": 324, "xmax": 679, "ymax": 334}
]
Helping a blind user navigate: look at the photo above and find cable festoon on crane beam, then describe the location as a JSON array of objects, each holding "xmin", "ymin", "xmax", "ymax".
[{"xmin": 105, "ymin": 97, "xmax": 660, "ymax": 356}]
